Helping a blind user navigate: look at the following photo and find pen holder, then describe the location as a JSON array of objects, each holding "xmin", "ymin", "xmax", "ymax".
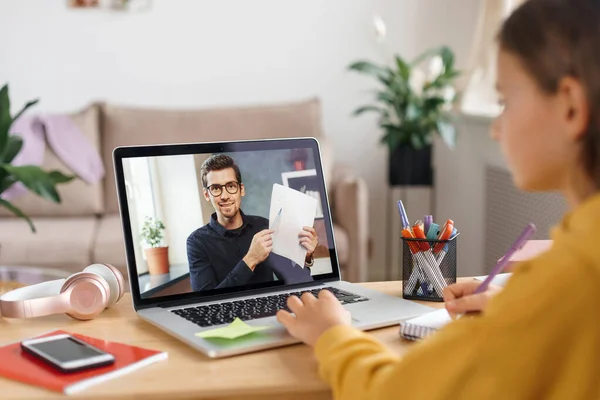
[{"xmin": 401, "ymin": 234, "xmax": 459, "ymax": 302}]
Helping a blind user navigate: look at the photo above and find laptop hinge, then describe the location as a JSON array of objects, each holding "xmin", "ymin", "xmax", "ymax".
[{"xmin": 155, "ymin": 280, "xmax": 332, "ymax": 309}]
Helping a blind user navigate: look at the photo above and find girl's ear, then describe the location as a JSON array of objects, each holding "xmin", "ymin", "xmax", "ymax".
[
  {"xmin": 558, "ymin": 76, "xmax": 590, "ymax": 141},
  {"xmin": 241, "ymin": 183, "xmax": 245, "ymax": 197}
]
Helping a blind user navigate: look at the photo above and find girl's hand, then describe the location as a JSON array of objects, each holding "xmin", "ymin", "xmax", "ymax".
[
  {"xmin": 443, "ymin": 280, "xmax": 503, "ymax": 317},
  {"xmin": 276, "ymin": 290, "xmax": 352, "ymax": 347}
]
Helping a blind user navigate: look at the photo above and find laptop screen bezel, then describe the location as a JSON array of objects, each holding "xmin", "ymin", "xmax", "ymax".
[{"xmin": 113, "ymin": 137, "xmax": 341, "ymax": 310}]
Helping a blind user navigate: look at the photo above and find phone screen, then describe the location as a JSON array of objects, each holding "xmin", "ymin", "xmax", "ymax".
[{"xmin": 28, "ymin": 337, "xmax": 106, "ymax": 363}]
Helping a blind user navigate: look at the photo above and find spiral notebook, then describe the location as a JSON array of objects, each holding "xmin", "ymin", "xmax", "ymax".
[{"xmin": 399, "ymin": 309, "xmax": 453, "ymax": 341}]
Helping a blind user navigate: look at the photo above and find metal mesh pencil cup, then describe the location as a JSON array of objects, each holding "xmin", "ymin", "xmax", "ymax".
[{"xmin": 401, "ymin": 234, "xmax": 459, "ymax": 302}]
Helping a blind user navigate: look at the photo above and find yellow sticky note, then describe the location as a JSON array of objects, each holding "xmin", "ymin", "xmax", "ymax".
[{"xmin": 195, "ymin": 318, "xmax": 271, "ymax": 340}]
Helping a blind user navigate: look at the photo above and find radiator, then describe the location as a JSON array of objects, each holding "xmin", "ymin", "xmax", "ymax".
[{"xmin": 484, "ymin": 166, "xmax": 567, "ymax": 272}]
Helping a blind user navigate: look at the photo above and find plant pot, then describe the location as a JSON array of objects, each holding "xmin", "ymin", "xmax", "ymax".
[
  {"xmin": 388, "ymin": 144, "xmax": 433, "ymax": 186},
  {"xmin": 144, "ymin": 246, "xmax": 170, "ymax": 275}
]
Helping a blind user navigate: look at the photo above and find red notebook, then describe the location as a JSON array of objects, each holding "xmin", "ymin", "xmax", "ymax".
[{"xmin": 0, "ymin": 330, "xmax": 167, "ymax": 395}]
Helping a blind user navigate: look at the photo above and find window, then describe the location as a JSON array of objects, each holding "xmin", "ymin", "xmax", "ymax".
[
  {"xmin": 123, "ymin": 157, "xmax": 164, "ymax": 274},
  {"xmin": 459, "ymin": 0, "xmax": 527, "ymax": 117}
]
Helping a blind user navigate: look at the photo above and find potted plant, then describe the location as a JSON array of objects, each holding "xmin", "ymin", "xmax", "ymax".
[
  {"xmin": 348, "ymin": 45, "xmax": 461, "ymax": 186},
  {"xmin": 140, "ymin": 216, "xmax": 170, "ymax": 275},
  {"xmin": 0, "ymin": 84, "xmax": 74, "ymax": 232}
]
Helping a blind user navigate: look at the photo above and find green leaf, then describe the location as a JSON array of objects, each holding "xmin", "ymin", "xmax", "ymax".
[
  {"xmin": 410, "ymin": 134, "xmax": 424, "ymax": 150},
  {"xmin": 409, "ymin": 47, "xmax": 439, "ymax": 67},
  {"xmin": 0, "ymin": 198, "xmax": 35, "ymax": 233},
  {"xmin": 423, "ymin": 97, "xmax": 445, "ymax": 111},
  {"xmin": 48, "ymin": 170, "xmax": 75, "ymax": 184},
  {"xmin": 348, "ymin": 61, "xmax": 393, "ymax": 84},
  {"xmin": 11, "ymin": 99, "xmax": 39, "ymax": 127},
  {"xmin": 0, "ymin": 174, "xmax": 15, "ymax": 193},
  {"xmin": 352, "ymin": 105, "xmax": 383, "ymax": 117},
  {"xmin": 0, "ymin": 84, "xmax": 11, "ymax": 156},
  {"xmin": 394, "ymin": 55, "xmax": 410, "ymax": 80},
  {"xmin": 437, "ymin": 121, "xmax": 457, "ymax": 149},
  {"xmin": 0, "ymin": 165, "xmax": 64, "ymax": 203},
  {"xmin": 439, "ymin": 46, "xmax": 455, "ymax": 73},
  {"xmin": 0, "ymin": 135, "xmax": 23, "ymax": 164},
  {"xmin": 376, "ymin": 90, "xmax": 396, "ymax": 105},
  {"xmin": 443, "ymin": 70, "xmax": 461, "ymax": 80},
  {"xmin": 406, "ymin": 103, "xmax": 420, "ymax": 120},
  {"xmin": 380, "ymin": 125, "xmax": 402, "ymax": 150}
]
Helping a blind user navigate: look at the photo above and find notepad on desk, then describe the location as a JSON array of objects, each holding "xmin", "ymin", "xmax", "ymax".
[
  {"xmin": 0, "ymin": 330, "xmax": 167, "ymax": 395},
  {"xmin": 399, "ymin": 309, "xmax": 453, "ymax": 341}
]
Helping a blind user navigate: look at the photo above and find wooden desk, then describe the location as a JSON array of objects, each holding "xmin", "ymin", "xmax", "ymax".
[{"xmin": 0, "ymin": 281, "xmax": 447, "ymax": 400}]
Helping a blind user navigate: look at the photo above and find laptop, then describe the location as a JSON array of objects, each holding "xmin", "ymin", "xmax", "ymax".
[{"xmin": 113, "ymin": 137, "xmax": 433, "ymax": 358}]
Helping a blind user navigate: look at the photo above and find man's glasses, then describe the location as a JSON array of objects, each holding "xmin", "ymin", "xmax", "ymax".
[{"xmin": 206, "ymin": 181, "xmax": 240, "ymax": 197}]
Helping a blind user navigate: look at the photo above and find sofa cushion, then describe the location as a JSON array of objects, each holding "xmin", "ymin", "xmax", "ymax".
[
  {"xmin": 332, "ymin": 223, "xmax": 349, "ymax": 267},
  {"xmin": 0, "ymin": 217, "xmax": 97, "ymax": 273},
  {"xmin": 100, "ymin": 98, "xmax": 323, "ymax": 213},
  {"xmin": 0, "ymin": 104, "xmax": 104, "ymax": 217},
  {"xmin": 92, "ymin": 214, "xmax": 127, "ymax": 277}
]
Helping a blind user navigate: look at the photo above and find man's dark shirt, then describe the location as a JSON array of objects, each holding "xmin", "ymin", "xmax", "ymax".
[{"xmin": 186, "ymin": 211, "xmax": 313, "ymax": 292}]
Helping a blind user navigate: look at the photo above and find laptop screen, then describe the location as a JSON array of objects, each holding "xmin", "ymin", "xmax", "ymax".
[{"xmin": 114, "ymin": 138, "xmax": 339, "ymax": 307}]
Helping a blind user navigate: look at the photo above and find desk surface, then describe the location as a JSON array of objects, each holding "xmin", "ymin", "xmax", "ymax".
[{"xmin": 0, "ymin": 281, "xmax": 448, "ymax": 400}]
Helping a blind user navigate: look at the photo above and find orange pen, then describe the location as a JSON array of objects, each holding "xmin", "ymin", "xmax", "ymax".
[
  {"xmin": 433, "ymin": 219, "xmax": 454, "ymax": 253},
  {"xmin": 412, "ymin": 220, "xmax": 430, "ymax": 252},
  {"xmin": 401, "ymin": 227, "xmax": 421, "ymax": 254}
]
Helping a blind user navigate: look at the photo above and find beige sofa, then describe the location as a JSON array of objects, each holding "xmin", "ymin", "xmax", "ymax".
[{"xmin": 0, "ymin": 98, "xmax": 369, "ymax": 283}]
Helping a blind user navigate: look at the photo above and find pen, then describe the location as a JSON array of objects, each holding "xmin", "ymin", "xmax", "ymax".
[
  {"xmin": 424, "ymin": 215, "xmax": 433, "ymax": 234},
  {"xmin": 402, "ymin": 226, "xmax": 429, "ymax": 294},
  {"xmin": 412, "ymin": 220, "xmax": 448, "ymax": 294},
  {"xmin": 270, "ymin": 208, "xmax": 282, "ymax": 230},
  {"xmin": 397, "ymin": 200, "xmax": 447, "ymax": 296},
  {"xmin": 412, "ymin": 221, "xmax": 433, "ymax": 294},
  {"xmin": 474, "ymin": 223, "xmax": 536, "ymax": 294},
  {"xmin": 426, "ymin": 223, "xmax": 440, "ymax": 240},
  {"xmin": 397, "ymin": 200, "xmax": 410, "ymax": 228}
]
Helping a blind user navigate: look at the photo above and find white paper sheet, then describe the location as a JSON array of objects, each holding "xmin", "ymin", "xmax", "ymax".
[
  {"xmin": 269, "ymin": 183, "xmax": 318, "ymax": 268},
  {"xmin": 474, "ymin": 273, "xmax": 512, "ymax": 287}
]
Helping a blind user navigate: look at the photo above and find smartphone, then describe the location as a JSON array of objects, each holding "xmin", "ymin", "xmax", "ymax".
[{"xmin": 20, "ymin": 333, "xmax": 115, "ymax": 373}]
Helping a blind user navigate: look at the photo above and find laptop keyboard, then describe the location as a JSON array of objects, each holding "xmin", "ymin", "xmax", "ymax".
[{"xmin": 171, "ymin": 287, "xmax": 369, "ymax": 328}]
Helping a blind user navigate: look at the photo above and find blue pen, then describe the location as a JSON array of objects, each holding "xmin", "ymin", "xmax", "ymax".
[
  {"xmin": 442, "ymin": 227, "xmax": 458, "ymax": 252},
  {"xmin": 397, "ymin": 200, "xmax": 410, "ymax": 228},
  {"xmin": 270, "ymin": 208, "xmax": 282, "ymax": 230}
]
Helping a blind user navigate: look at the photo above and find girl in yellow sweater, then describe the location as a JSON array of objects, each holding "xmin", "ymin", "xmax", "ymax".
[{"xmin": 276, "ymin": 0, "xmax": 600, "ymax": 398}]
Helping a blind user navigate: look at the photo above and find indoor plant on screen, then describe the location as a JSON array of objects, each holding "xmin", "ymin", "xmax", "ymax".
[
  {"xmin": 140, "ymin": 216, "xmax": 170, "ymax": 275},
  {"xmin": 0, "ymin": 84, "xmax": 74, "ymax": 232},
  {"xmin": 348, "ymin": 45, "xmax": 461, "ymax": 186}
]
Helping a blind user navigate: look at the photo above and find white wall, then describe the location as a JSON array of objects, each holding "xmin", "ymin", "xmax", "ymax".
[
  {"xmin": 153, "ymin": 155, "xmax": 204, "ymax": 266},
  {"xmin": 0, "ymin": 0, "xmax": 480, "ymax": 279}
]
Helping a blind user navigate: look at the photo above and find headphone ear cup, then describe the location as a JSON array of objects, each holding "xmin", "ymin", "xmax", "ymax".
[
  {"xmin": 60, "ymin": 272, "xmax": 110, "ymax": 321},
  {"xmin": 83, "ymin": 264, "xmax": 124, "ymax": 307}
]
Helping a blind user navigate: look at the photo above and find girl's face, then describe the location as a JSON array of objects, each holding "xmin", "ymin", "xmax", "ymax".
[{"xmin": 491, "ymin": 50, "xmax": 578, "ymax": 193}]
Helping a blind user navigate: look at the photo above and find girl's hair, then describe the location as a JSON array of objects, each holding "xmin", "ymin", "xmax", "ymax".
[{"xmin": 499, "ymin": 0, "xmax": 600, "ymax": 186}]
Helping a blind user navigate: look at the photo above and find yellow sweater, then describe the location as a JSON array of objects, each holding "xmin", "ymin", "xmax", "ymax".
[{"xmin": 315, "ymin": 195, "xmax": 600, "ymax": 400}]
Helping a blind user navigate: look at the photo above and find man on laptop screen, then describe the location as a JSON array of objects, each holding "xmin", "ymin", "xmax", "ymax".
[{"xmin": 186, "ymin": 154, "xmax": 318, "ymax": 291}]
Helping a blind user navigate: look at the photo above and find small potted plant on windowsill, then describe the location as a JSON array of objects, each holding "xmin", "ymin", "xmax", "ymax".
[{"xmin": 140, "ymin": 216, "xmax": 170, "ymax": 275}]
